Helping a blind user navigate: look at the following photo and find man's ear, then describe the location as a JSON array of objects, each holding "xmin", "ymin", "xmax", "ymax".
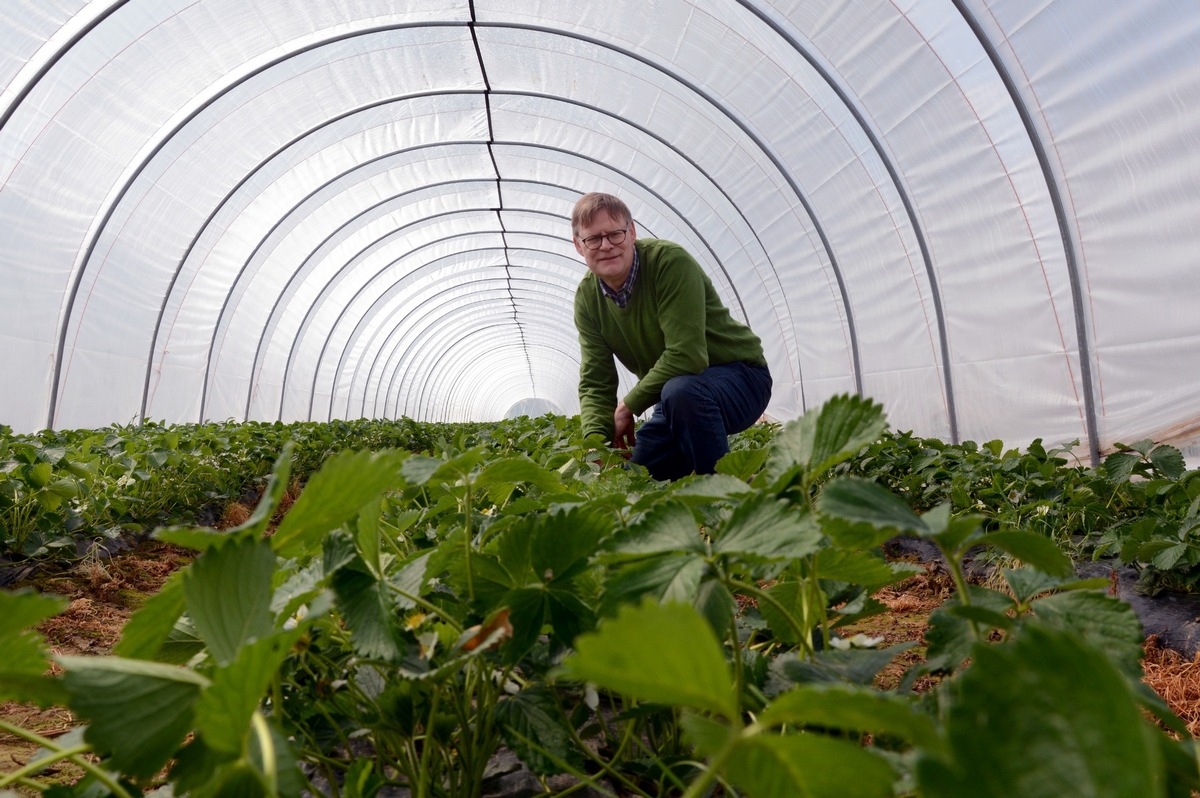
[{"xmin": 573, "ymin": 235, "xmax": 585, "ymax": 257}]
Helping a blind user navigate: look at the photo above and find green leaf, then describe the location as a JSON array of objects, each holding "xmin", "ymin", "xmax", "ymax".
[
  {"xmin": 114, "ymin": 568, "xmax": 187, "ymax": 661},
  {"xmin": 322, "ymin": 527, "xmax": 359, "ymax": 575},
  {"xmin": 670, "ymin": 472, "xmax": 757, "ymax": 503},
  {"xmin": 389, "ymin": 551, "xmax": 432, "ymax": 611},
  {"xmin": 605, "ymin": 500, "xmax": 707, "ymax": 557},
  {"xmin": 983, "ymin": 531, "xmax": 1073, "ymax": 578},
  {"xmin": 45, "ymin": 476, "xmax": 80, "ymax": 500},
  {"xmin": 155, "ymin": 525, "xmax": 241, "ymax": 552},
  {"xmin": 353, "ymin": 497, "xmax": 384, "ymax": 579},
  {"xmin": 693, "ymin": 579, "xmax": 738, "ymax": 639},
  {"xmin": 1127, "ymin": 438, "xmax": 1157, "ymax": 457},
  {"xmin": 680, "ymin": 711, "xmax": 737, "ymax": 757},
  {"xmin": 475, "ymin": 455, "xmax": 563, "ymax": 493},
  {"xmin": 1150, "ymin": 444, "xmax": 1186, "ymax": 480},
  {"xmin": 59, "ymin": 656, "xmax": 209, "ymax": 779},
  {"xmin": 189, "ymin": 760, "xmax": 270, "ymax": 798},
  {"xmin": 714, "ymin": 494, "xmax": 824, "ymax": 561},
  {"xmin": 947, "ymin": 604, "xmax": 1015, "ymax": 631},
  {"xmin": 502, "ymin": 586, "xmax": 548, "ymax": 661},
  {"xmin": 919, "ymin": 606, "xmax": 975, "ymax": 676},
  {"xmin": 341, "ymin": 759, "xmax": 386, "ymax": 798},
  {"xmin": 599, "ymin": 554, "xmax": 708, "ymax": 616},
  {"xmin": 759, "ymin": 581, "xmax": 806, "ymax": 645},
  {"xmin": 725, "ymin": 733, "xmax": 895, "ymax": 798},
  {"xmin": 768, "ymin": 644, "xmax": 915, "ymax": 690},
  {"xmin": 1030, "ymin": 591, "xmax": 1144, "ymax": 678},
  {"xmin": 1002, "ymin": 567, "xmax": 1064, "ymax": 604},
  {"xmin": 1150, "ymin": 541, "xmax": 1188, "ymax": 571},
  {"xmin": 1103, "ymin": 451, "xmax": 1142, "ymax": 483},
  {"xmin": 918, "ymin": 507, "xmax": 985, "ymax": 557},
  {"xmin": 493, "ymin": 687, "xmax": 580, "ymax": 775},
  {"xmin": 816, "ymin": 548, "xmax": 922, "ymax": 591},
  {"xmin": 168, "ymin": 735, "xmax": 239, "ymax": 797},
  {"xmin": 159, "ymin": 617, "xmax": 208, "ymax": 666},
  {"xmin": 818, "ymin": 477, "xmax": 926, "ymax": 536},
  {"xmin": 271, "ymin": 560, "xmax": 326, "ymax": 619},
  {"xmin": 0, "ymin": 587, "xmax": 66, "ymax": 642},
  {"xmin": 766, "ymin": 395, "xmax": 888, "ymax": 483},
  {"xmin": 331, "ymin": 564, "xmax": 402, "ymax": 661},
  {"xmin": 0, "ymin": 589, "xmax": 69, "ymax": 705},
  {"xmin": 546, "ymin": 588, "xmax": 596, "ymax": 648},
  {"xmin": 194, "ymin": 630, "xmax": 304, "ymax": 755},
  {"xmin": 715, "ymin": 447, "xmax": 771, "ymax": 481},
  {"xmin": 916, "ymin": 626, "xmax": 1164, "ymax": 798},
  {"xmin": 184, "ymin": 536, "xmax": 276, "ymax": 666},
  {"xmin": 272, "ymin": 449, "xmax": 408, "ymax": 558},
  {"xmin": 431, "ymin": 447, "xmax": 486, "ymax": 482},
  {"xmin": 25, "ymin": 461, "xmax": 53, "ymax": 489},
  {"xmin": 530, "ymin": 505, "xmax": 611, "ymax": 582},
  {"xmin": 823, "ymin": 518, "xmax": 901, "ymax": 550},
  {"xmin": 400, "ymin": 454, "xmax": 442, "ymax": 486},
  {"xmin": 759, "ymin": 683, "xmax": 940, "ymax": 750},
  {"xmin": 486, "ymin": 521, "xmax": 535, "ymax": 588},
  {"xmin": 561, "ymin": 600, "xmax": 737, "ymax": 720}
]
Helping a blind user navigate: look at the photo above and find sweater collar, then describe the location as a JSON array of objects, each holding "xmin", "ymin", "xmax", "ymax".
[{"xmin": 599, "ymin": 247, "xmax": 640, "ymax": 309}]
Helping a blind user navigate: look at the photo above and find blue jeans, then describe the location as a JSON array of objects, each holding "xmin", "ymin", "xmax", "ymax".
[{"xmin": 631, "ymin": 362, "xmax": 772, "ymax": 481}]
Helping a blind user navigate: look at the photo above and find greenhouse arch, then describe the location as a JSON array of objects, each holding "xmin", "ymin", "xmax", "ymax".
[{"xmin": 4, "ymin": 0, "xmax": 1199, "ymax": 466}]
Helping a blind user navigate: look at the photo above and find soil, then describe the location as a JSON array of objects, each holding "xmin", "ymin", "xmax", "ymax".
[
  {"xmin": 5, "ymin": 525, "xmax": 1200, "ymax": 792},
  {"xmin": 0, "ymin": 540, "xmax": 196, "ymax": 792}
]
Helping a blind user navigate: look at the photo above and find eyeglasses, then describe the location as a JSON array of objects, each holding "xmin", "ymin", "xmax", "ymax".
[{"xmin": 578, "ymin": 226, "xmax": 630, "ymax": 250}]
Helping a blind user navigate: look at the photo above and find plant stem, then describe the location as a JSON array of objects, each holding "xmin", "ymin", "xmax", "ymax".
[
  {"xmin": 251, "ymin": 711, "xmax": 278, "ymax": 796},
  {"xmin": 559, "ymin": 717, "xmax": 653, "ymax": 798},
  {"xmin": 388, "ymin": 583, "xmax": 463, "ymax": 633},
  {"xmin": 679, "ymin": 728, "xmax": 744, "ymax": 798},
  {"xmin": 803, "ymin": 553, "xmax": 828, "ymax": 651},
  {"xmin": 942, "ymin": 543, "xmax": 985, "ymax": 641},
  {"xmin": 0, "ymin": 741, "xmax": 90, "ymax": 786},
  {"xmin": 728, "ymin": 613, "xmax": 745, "ymax": 711},
  {"xmin": 727, "ymin": 578, "xmax": 811, "ymax": 655},
  {"xmin": 0, "ymin": 720, "xmax": 134, "ymax": 798},
  {"xmin": 463, "ymin": 480, "xmax": 476, "ymax": 603},
  {"xmin": 416, "ymin": 686, "xmax": 442, "ymax": 798}
]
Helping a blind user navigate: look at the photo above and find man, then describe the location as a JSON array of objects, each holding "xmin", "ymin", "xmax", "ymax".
[{"xmin": 571, "ymin": 192, "xmax": 772, "ymax": 481}]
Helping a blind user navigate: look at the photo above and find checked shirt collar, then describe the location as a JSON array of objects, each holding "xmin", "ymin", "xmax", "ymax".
[{"xmin": 599, "ymin": 247, "xmax": 640, "ymax": 309}]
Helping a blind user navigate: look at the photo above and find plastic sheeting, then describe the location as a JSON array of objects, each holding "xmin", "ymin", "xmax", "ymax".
[{"xmin": 2, "ymin": 0, "xmax": 1199, "ymax": 465}]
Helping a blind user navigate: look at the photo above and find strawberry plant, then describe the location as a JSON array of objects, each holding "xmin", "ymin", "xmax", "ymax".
[{"xmin": 2, "ymin": 401, "xmax": 1199, "ymax": 797}]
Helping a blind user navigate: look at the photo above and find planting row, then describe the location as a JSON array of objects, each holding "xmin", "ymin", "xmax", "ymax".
[
  {"xmin": 0, "ymin": 417, "xmax": 491, "ymax": 561},
  {"xmin": 3, "ymin": 406, "xmax": 1197, "ymax": 596}
]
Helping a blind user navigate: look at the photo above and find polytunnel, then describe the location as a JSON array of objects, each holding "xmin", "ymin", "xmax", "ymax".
[{"xmin": 3, "ymin": 0, "xmax": 1200, "ymax": 467}]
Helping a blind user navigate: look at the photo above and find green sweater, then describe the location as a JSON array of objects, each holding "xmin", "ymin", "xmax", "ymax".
[{"xmin": 574, "ymin": 238, "xmax": 766, "ymax": 440}]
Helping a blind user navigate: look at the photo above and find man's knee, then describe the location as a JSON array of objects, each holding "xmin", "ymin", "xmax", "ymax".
[{"xmin": 660, "ymin": 373, "xmax": 708, "ymax": 414}]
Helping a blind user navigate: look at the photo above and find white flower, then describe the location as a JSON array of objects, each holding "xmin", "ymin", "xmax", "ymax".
[
  {"xmin": 282, "ymin": 604, "xmax": 308, "ymax": 630},
  {"xmin": 830, "ymin": 633, "xmax": 885, "ymax": 650}
]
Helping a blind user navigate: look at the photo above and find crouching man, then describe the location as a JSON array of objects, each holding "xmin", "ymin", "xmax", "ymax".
[{"xmin": 571, "ymin": 192, "xmax": 772, "ymax": 481}]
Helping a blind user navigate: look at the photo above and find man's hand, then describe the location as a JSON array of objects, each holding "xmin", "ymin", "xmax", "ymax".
[{"xmin": 613, "ymin": 401, "xmax": 636, "ymax": 453}]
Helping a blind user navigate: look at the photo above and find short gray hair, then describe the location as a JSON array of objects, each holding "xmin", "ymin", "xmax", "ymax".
[{"xmin": 571, "ymin": 192, "xmax": 632, "ymax": 237}]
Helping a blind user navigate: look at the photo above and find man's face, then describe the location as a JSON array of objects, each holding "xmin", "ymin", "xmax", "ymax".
[{"xmin": 574, "ymin": 210, "xmax": 637, "ymax": 290}]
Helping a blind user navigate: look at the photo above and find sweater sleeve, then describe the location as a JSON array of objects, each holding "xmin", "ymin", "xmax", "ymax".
[
  {"xmin": 622, "ymin": 247, "xmax": 710, "ymax": 415},
  {"xmin": 574, "ymin": 283, "xmax": 619, "ymax": 441}
]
